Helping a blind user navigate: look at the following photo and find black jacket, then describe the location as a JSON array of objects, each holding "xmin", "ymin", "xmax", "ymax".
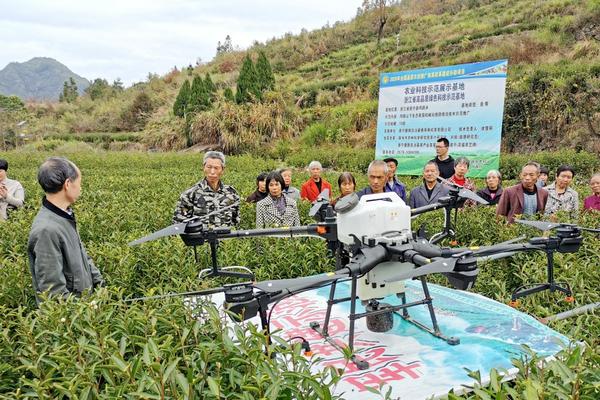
[
  {"xmin": 430, "ymin": 156, "xmax": 455, "ymax": 179},
  {"xmin": 476, "ymin": 186, "xmax": 504, "ymax": 206}
]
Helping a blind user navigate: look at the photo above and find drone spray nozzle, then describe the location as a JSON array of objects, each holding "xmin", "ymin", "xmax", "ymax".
[{"xmin": 365, "ymin": 300, "xmax": 394, "ymax": 333}]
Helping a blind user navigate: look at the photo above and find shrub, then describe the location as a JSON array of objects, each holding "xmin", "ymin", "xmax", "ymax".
[{"xmin": 500, "ymin": 150, "xmax": 600, "ymax": 180}]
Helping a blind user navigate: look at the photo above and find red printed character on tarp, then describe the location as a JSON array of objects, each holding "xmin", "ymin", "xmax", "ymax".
[
  {"xmin": 343, "ymin": 361, "xmax": 422, "ymax": 392},
  {"xmin": 323, "ymin": 346, "xmax": 401, "ymax": 374}
]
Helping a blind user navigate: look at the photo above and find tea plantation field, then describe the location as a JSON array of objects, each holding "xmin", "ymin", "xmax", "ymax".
[{"xmin": 0, "ymin": 152, "xmax": 599, "ymax": 399}]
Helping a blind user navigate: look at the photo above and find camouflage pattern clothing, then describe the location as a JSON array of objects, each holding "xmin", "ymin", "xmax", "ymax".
[{"xmin": 173, "ymin": 179, "xmax": 240, "ymax": 227}]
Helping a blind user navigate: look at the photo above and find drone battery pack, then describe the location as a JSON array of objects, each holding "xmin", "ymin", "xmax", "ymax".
[{"xmin": 337, "ymin": 192, "xmax": 411, "ymax": 246}]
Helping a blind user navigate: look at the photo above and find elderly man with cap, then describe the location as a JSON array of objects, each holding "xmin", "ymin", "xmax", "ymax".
[
  {"xmin": 28, "ymin": 157, "xmax": 104, "ymax": 304},
  {"xmin": 0, "ymin": 158, "xmax": 25, "ymax": 220},
  {"xmin": 173, "ymin": 151, "xmax": 240, "ymax": 227}
]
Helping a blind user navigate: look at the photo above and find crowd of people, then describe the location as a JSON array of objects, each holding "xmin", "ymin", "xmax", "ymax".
[
  {"xmin": 169, "ymin": 146, "xmax": 600, "ymax": 231},
  {"xmin": 2, "ymin": 140, "xmax": 599, "ymax": 303}
]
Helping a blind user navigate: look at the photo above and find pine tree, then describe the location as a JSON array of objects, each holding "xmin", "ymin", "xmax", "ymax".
[
  {"xmin": 112, "ymin": 78, "xmax": 124, "ymax": 92},
  {"xmin": 85, "ymin": 78, "xmax": 110, "ymax": 100},
  {"xmin": 223, "ymin": 87, "xmax": 235, "ymax": 102},
  {"xmin": 173, "ymin": 80, "xmax": 191, "ymax": 117},
  {"xmin": 256, "ymin": 51, "xmax": 275, "ymax": 92},
  {"xmin": 204, "ymin": 72, "xmax": 216, "ymax": 102},
  {"xmin": 216, "ymin": 35, "xmax": 234, "ymax": 55},
  {"xmin": 235, "ymin": 54, "xmax": 260, "ymax": 104},
  {"xmin": 59, "ymin": 78, "xmax": 78, "ymax": 103},
  {"xmin": 188, "ymin": 75, "xmax": 211, "ymax": 112}
]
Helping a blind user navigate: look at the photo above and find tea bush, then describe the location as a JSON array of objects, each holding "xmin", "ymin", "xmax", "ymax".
[{"xmin": 0, "ymin": 152, "xmax": 599, "ymax": 398}]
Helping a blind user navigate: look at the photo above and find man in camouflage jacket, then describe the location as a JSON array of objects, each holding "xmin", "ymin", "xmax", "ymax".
[{"xmin": 173, "ymin": 151, "xmax": 240, "ymax": 227}]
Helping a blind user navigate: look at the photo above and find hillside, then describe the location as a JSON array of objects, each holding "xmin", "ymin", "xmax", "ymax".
[
  {"xmin": 0, "ymin": 57, "xmax": 89, "ymax": 101},
  {"xmin": 10, "ymin": 0, "xmax": 600, "ymax": 154}
]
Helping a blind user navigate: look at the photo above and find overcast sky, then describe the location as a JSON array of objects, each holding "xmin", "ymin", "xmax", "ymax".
[{"xmin": 0, "ymin": 0, "xmax": 362, "ymax": 86}]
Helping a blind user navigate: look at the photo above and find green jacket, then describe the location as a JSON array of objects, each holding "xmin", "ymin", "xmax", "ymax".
[{"xmin": 28, "ymin": 198, "xmax": 104, "ymax": 303}]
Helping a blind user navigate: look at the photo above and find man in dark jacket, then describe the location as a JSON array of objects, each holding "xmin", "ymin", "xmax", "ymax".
[
  {"xmin": 409, "ymin": 162, "xmax": 450, "ymax": 208},
  {"xmin": 28, "ymin": 157, "xmax": 104, "ymax": 304},
  {"xmin": 383, "ymin": 157, "xmax": 406, "ymax": 202},
  {"xmin": 357, "ymin": 160, "xmax": 389, "ymax": 198},
  {"xmin": 430, "ymin": 137, "xmax": 455, "ymax": 179}
]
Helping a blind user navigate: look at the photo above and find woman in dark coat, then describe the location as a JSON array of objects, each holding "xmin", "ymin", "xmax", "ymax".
[
  {"xmin": 477, "ymin": 169, "xmax": 503, "ymax": 206},
  {"xmin": 246, "ymin": 172, "xmax": 268, "ymax": 203}
]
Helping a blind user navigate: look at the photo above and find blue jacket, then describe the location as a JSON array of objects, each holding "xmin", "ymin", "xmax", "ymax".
[{"xmin": 386, "ymin": 178, "xmax": 406, "ymax": 202}]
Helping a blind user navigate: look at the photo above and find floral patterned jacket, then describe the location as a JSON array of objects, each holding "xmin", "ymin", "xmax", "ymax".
[{"xmin": 544, "ymin": 183, "xmax": 579, "ymax": 219}]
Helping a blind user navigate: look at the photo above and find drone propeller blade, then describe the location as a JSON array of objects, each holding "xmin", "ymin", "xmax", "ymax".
[
  {"xmin": 458, "ymin": 188, "xmax": 488, "ymax": 205},
  {"xmin": 514, "ymin": 219, "xmax": 561, "ymax": 231},
  {"xmin": 437, "ymin": 176, "xmax": 488, "ymax": 205},
  {"xmin": 581, "ymin": 227, "xmax": 600, "ymax": 233},
  {"xmin": 384, "ymin": 257, "xmax": 458, "ymax": 282},
  {"xmin": 516, "ymin": 219, "xmax": 600, "ymax": 234},
  {"xmin": 309, "ymin": 188, "xmax": 330, "ymax": 217},
  {"xmin": 128, "ymin": 222, "xmax": 188, "ymax": 246},
  {"xmin": 254, "ymin": 272, "xmax": 340, "ymax": 294}
]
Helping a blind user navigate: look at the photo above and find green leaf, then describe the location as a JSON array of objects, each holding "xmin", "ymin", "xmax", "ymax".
[
  {"xmin": 207, "ymin": 376, "xmax": 220, "ymax": 397},
  {"xmin": 110, "ymin": 354, "xmax": 128, "ymax": 372},
  {"xmin": 163, "ymin": 358, "xmax": 180, "ymax": 383},
  {"xmin": 173, "ymin": 370, "xmax": 189, "ymax": 394}
]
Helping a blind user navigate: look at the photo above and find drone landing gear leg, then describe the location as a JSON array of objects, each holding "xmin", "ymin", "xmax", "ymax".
[
  {"xmin": 393, "ymin": 278, "xmax": 460, "ymax": 345},
  {"xmin": 197, "ymin": 240, "xmax": 254, "ymax": 280},
  {"xmin": 430, "ymin": 207, "xmax": 456, "ymax": 245},
  {"xmin": 511, "ymin": 250, "xmax": 572, "ymax": 302},
  {"xmin": 310, "ymin": 277, "xmax": 369, "ymax": 370}
]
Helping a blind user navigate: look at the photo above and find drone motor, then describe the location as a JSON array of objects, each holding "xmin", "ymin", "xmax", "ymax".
[{"xmin": 224, "ymin": 285, "xmax": 258, "ymax": 322}]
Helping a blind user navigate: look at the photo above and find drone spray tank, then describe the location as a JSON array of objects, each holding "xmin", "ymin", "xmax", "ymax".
[{"xmin": 337, "ymin": 192, "xmax": 413, "ymax": 332}]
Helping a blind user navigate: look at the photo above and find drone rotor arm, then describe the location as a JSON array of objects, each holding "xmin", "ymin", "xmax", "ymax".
[
  {"xmin": 581, "ymin": 227, "xmax": 600, "ymax": 233},
  {"xmin": 253, "ymin": 273, "xmax": 341, "ymax": 295},
  {"xmin": 470, "ymin": 242, "xmax": 542, "ymax": 257},
  {"xmin": 514, "ymin": 219, "xmax": 562, "ymax": 231},
  {"xmin": 384, "ymin": 256, "xmax": 459, "ymax": 282}
]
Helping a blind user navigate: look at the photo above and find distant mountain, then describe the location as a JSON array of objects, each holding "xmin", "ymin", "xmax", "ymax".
[{"xmin": 0, "ymin": 57, "xmax": 89, "ymax": 101}]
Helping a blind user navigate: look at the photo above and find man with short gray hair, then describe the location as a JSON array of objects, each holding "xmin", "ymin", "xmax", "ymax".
[
  {"xmin": 300, "ymin": 160, "xmax": 332, "ymax": 202},
  {"xmin": 173, "ymin": 151, "xmax": 240, "ymax": 226},
  {"xmin": 357, "ymin": 160, "xmax": 390, "ymax": 198},
  {"xmin": 28, "ymin": 157, "xmax": 104, "ymax": 304}
]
